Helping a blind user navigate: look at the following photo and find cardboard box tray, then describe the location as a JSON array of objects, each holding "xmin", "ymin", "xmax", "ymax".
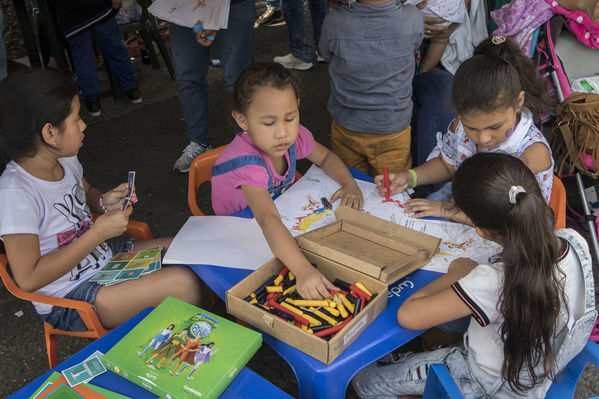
[{"xmin": 226, "ymin": 207, "xmax": 441, "ymax": 364}]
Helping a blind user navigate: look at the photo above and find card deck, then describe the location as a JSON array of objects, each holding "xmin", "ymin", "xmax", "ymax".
[{"xmin": 122, "ymin": 171, "xmax": 135, "ymax": 210}]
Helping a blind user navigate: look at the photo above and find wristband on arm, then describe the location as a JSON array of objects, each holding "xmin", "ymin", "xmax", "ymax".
[{"xmin": 407, "ymin": 169, "xmax": 418, "ymax": 188}]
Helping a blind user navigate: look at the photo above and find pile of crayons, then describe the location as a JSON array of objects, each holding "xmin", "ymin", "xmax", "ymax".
[{"xmin": 244, "ymin": 266, "xmax": 376, "ymax": 340}]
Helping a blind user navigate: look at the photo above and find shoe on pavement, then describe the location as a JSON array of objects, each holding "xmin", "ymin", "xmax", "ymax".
[
  {"xmin": 125, "ymin": 86, "xmax": 143, "ymax": 104},
  {"xmin": 173, "ymin": 142, "xmax": 213, "ymax": 173},
  {"xmin": 273, "ymin": 53, "xmax": 313, "ymax": 71},
  {"xmin": 254, "ymin": 7, "xmax": 283, "ymax": 28},
  {"xmin": 316, "ymin": 50, "xmax": 325, "ymax": 63},
  {"xmin": 80, "ymin": 95, "xmax": 102, "ymax": 117}
]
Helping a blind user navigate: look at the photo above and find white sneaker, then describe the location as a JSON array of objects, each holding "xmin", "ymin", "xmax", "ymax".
[
  {"xmin": 173, "ymin": 142, "xmax": 213, "ymax": 173},
  {"xmin": 273, "ymin": 53, "xmax": 313, "ymax": 71},
  {"xmin": 316, "ymin": 50, "xmax": 325, "ymax": 63}
]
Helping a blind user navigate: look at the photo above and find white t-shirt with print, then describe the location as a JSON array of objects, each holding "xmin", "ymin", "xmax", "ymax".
[
  {"xmin": 452, "ymin": 229, "xmax": 587, "ymax": 388},
  {"xmin": 0, "ymin": 156, "xmax": 112, "ymax": 314}
]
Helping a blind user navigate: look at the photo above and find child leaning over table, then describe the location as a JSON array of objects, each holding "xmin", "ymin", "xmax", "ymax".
[
  {"xmin": 0, "ymin": 70, "xmax": 203, "ymax": 332},
  {"xmin": 319, "ymin": 0, "xmax": 423, "ymax": 176},
  {"xmin": 211, "ymin": 62, "xmax": 363, "ymax": 300}
]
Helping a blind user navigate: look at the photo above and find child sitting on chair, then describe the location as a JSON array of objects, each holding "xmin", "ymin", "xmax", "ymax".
[
  {"xmin": 211, "ymin": 62, "xmax": 363, "ymax": 300},
  {"xmin": 0, "ymin": 70, "xmax": 203, "ymax": 332}
]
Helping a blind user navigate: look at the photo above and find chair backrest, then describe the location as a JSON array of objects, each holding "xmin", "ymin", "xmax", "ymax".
[
  {"xmin": 188, "ymin": 145, "xmax": 228, "ymax": 216},
  {"xmin": 550, "ymin": 175, "xmax": 567, "ymax": 230},
  {"xmin": 187, "ymin": 145, "xmax": 304, "ymax": 216}
]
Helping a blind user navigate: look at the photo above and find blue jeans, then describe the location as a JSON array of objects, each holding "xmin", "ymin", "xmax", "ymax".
[
  {"xmin": 0, "ymin": 10, "xmax": 6, "ymax": 81},
  {"xmin": 67, "ymin": 17, "xmax": 137, "ymax": 97},
  {"xmin": 169, "ymin": 0, "xmax": 254, "ymax": 146},
  {"xmin": 411, "ymin": 69, "xmax": 457, "ymax": 166},
  {"xmin": 282, "ymin": 0, "xmax": 326, "ymax": 63},
  {"xmin": 266, "ymin": 0, "xmax": 282, "ymax": 9}
]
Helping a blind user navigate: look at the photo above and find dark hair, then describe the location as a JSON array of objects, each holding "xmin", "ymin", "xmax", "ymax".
[
  {"xmin": 452, "ymin": 37, "xmax": 554, "ymax": 120},
  {"xmin": 233, "ymin": 62, "xmax": 300, "ymax": 113},
  {"xmin": 452, "ymin": 153, "xmax": 564, "ymax": 392},
  {"xmin": 0, "ymin": 69, "xmax": 78, "ymax": 174}
]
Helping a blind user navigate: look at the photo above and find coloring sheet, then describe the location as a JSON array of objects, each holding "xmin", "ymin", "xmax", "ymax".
[
  {"xmin": 148, "ymin": 0, "xmax": 230, "ymax": 30},
  {"xmin": 275, "ymin": 165, "xmax": 501, "ymax": 273}
]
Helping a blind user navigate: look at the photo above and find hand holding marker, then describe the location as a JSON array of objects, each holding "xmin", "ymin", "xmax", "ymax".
[{"xmin": 193, "ymin": 23, "xmax": 215, "ymax": 41}]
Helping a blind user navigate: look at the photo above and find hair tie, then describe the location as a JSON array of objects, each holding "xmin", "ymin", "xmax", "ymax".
[
  {"xmin": 508, "ymin": 185, "xmax": 526, "ymax": 204},
  {"xmin": 491, "ymin": 35, "xmax": 506, "ymax": 45}
]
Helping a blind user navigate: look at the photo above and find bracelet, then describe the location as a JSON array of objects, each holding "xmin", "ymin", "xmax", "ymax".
[
  {"xmin": 407, "ymin": 169, "xmax": 418, "ymax": 188},
  {"xmin": 99, "ymin": 194, "xmax": 108, "ymax": 213}
]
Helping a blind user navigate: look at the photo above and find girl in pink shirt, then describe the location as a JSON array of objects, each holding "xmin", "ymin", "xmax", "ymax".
[{"xmin": 212, "ymin": 62, "xmax": 363, "ymax": 299}]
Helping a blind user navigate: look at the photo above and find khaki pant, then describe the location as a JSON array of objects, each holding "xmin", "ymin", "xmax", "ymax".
[{"xmin": 330, "ymin": 121, "xmax": 412, "ymax": 176}]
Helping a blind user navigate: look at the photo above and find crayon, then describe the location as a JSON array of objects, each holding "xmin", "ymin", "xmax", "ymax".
[
  {"xmin": 288, "ymin": 271, "xmax": 295, "ymax": 281},
  {"xmin": 308, "ymin": 307, "xmax": 338, "ymax": 326},
  {"xmin": 334, "ymin": 279, "xmax": 352, "ymax": 292},
  {"xmin": 293, "ymin": 299, "xmax": 330, "ymax": 307},
  {"xmin": 353, "ymin": 298, "xmax": 362, "ymax": 317},
  {"xmin": 282, "ymin": 285, "xmax": 297, "ymax": 296},
  {"xmin": 322, "ymin": 306, "xmax": 340, "ymax": 317},
  {"xmin": 266, "ymin": 286, "xmax": 283, "ymax": 293},
  {"xmin": 273, "ymin": 266, "xmax": 289, "ymax": 286},
  {"xmin": 301, "ymin": 324, "xmax": 314, "ymax": 334},
  {"xmin": 334, "ymin": 294, "xmax": 349, "ymax": 319},
  {"xmin": 192, "ymin": 23, "xmax": 215, "ymax": 41},
  {"xmin": 268, "ymin": 299, "xmax": 309, "ymax": 326},
  {"xmin": 339, "ymin": 293, "xmax": 355, "ymax": 314},
  {"xmin": 350, "ymin": 284, "xmax": 372, "ymax": 301},
  {"xmin": 384, "ymin": 166, "xmax": 390, "ymax": 200},
  {"xmin": 314, "ymin": 315, "xmax": 353, "ymax": 338},
  {"xmin": 280, "ymin": 302, "xmax": 321, "ymax": 326},
  {"xmin": 311, "ymin": 323, "xmax": 333, "ymax": 332},
  {"xmin": 355, "ymin": 282, "xmax": 373, "ymax": 297}
]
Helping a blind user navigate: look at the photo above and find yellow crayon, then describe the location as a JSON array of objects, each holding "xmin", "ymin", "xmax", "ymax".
[
  {"xmin": 355, "ymin": 282, "xmax": 373, "ymax": 297},
  {"xmin": 288, "ymin": 271, "xmax": 295, "ymax": 280},
  {"xmin": 266, "ymin": 286, "xmax": 283, "ymax": 293},
  {"xmin": 280, "ymin": 301, "xmax": 304, "ymax": 316},
  {"xmin": 326, "ymin": 299, "xmax": 337, "ymax": 308},
  {"xmin": 334, "ymin": 294, "xmax": 349, "ymax": 318},
  {"xmin": 309, "ymin": 307, "xmax": 338, "ymax": 326},
  {"xmin": 249, "ymin": 298, "xmax": 258, "ymax": 305},
  {"xmin": 293, "ymin": 299, "xmax": 330, "ymax": 307},
  {"xmin": 273, "ymin": 275, "xmax": 284, "ymax": 286},
  {"xmin": 303, "ymin": 313, "xmax": 322, "ymax": 327},
  {"xmin": 323, "ymin": 306, "xmax": 340, "ymax": 317},
  {"xmin": 339, "ymin": 294, "xmax": 355, "ymax": 314},
  {"xmin": 301, "ymin": 324, "xmax": 314, "ymax": 334},
  {"xmin": 282, "ymin": 285, "xmax": 296, "ymax": 296},
  {"xmin": 284, "ymin": 297, "xmax": 295, "ymax": 305}
]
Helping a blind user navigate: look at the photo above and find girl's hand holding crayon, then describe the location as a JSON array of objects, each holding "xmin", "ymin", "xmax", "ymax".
[
  {"xmin": 374, "ymin": 171, "xmax": 412, "ymax": 197},
  {"xmin": 294, "ymin": 266, "xmax": 336, "ymax": 300},
  {"xmin": 193, "ymin": 21, "xmax": 217, "ymax": 47},
  {"xmin": 330, "ymin": 182, "xmax": 364, "ymax": 209},
  {"xmin": 91, "ymin": 206, "xmax": 133, "ymax": 241},
  {"xmin": 102, "ymin": 183, "xmax": 137, "ymax": 211}
]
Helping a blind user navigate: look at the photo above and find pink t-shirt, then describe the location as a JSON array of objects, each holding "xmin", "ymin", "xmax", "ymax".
[{"xmin": 211, "ymin": 125, "xmax": 316, "ymax": 215}]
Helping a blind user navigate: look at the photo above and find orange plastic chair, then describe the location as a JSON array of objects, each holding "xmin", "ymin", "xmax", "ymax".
[
  {"xmin": 188, "ymin": 145, "xmax": 302, "ymax": 216},
  {"xmin": 550, "ymin": 175, "xmax": 567, "ymax": 230},
  {"xmin": 0, "ymin": 220, "xmax": 152, "ymax": 369}
]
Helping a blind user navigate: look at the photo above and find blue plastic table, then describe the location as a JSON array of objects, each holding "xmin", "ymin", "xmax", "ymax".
[
  {"xmin": 9, "ymin": 307, "xmax": 292, "ymax": 399},
  {"xmin": 190, "ymin": 168, "xmax": 444, "ymax": 398}
]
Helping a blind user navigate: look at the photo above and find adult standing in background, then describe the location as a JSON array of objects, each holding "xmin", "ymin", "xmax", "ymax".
[
  {"xmin": 273, "ymin": 0, "xmax": 326, "ymax": 71},
  {"xmin": 171, "ymin": 0, "xmax": 254, "ymax": 173}
]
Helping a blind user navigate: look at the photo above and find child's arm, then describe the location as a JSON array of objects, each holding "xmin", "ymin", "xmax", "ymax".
[
  {"xmin": 374, "ymin": 156, "xmax": 455, "ymax": 197},
  {"xmin": 397, "ymin": 257, "xmax": 477, "ymax": 330},
  {"xmin": 307, "ymin": 142, "xmax": 363, "ymax": 209},
  {"xmin": 2, "ymin": 207, "xmax": 133, "ymax": 292},
  {"xmin": 242, "ymin": 185, "xmax": 335, "ymax": 299},
  {"xmin": 404, "ymin": 199, "xmax": 474, "ymax": 225},
  {"xmin": 519, "ymin": 143, "xmax": 553, "ymax": 175}
]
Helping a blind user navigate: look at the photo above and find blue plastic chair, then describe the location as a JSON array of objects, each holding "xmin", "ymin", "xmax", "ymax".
[{"xmin": 422, "ymin": 341, "xmax": 599, "ymax": 399}]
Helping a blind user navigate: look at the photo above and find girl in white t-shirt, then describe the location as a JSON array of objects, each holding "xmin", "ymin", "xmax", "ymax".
[
  {"xmin": 0, "ymin": 70, "xmax": 203, "ymax": 331},
  {"xmin": 353, "ymin": 153, "xmax": 596, "ymax": 398}
]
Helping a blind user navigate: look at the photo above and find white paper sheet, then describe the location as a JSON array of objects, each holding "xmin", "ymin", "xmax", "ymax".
[
  {"xmin": 274, "ymin": 165, "xmax": 501, "ymax": 273},
  {"xmin": 148, "ymin": 0, "xmax": 230, "ymax": 30},
  {"xmin": 163, "ymin": 216, "xmax": 273, "ymax": 270}
]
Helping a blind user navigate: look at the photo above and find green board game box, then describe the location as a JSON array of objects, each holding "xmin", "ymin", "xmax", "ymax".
[{"xmin": 102, "ymin": 296, "xmax": 262, "ymax": 399}]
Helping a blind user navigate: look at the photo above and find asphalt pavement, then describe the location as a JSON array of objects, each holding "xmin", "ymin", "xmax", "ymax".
[{"xmin": 1, "ymin": 13, "xmax": 598, "ymax": 398}]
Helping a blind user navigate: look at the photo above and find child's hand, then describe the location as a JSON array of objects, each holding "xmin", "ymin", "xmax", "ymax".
[
  {"xmin": 103, "ymin": 183, "xmax": 137, "ymax": 211},
  {"xmin": 374, "ymin": 171, "xmax": 411, "ymax": 197},
  {"xmin": 92, "ymin": 206, "xmax": 133, "ymax": 241},
  {"xmin": 405, "ymin": 199, "xmax": 457, "ymax": 219},
  {"xmin": 330, "ymin": 182, "xmax": 363, "ymax": 209},
  {"xmin": 294, "ymin": 266, "xmax": 336, "ymax": 300},
  {"xmin": 194, "ymin": 20, "xmax": 217, "ymax": 47}
]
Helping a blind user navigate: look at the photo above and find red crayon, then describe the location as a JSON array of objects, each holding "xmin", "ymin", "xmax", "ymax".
[
  {"xmin": 268, "ymin": 298, "xmax": 310, "ymax": 326},
  {"xmin": 384, "ymin": 166, "xmax": 390, "ymax": 200},
  {"xmin": 314, "ymin": 315, "xmax": 353, "ymax": 337}
]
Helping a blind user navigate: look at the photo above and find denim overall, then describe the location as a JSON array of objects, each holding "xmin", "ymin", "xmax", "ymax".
[{"xmin": 211, "ymin": 143, "xmax": 297, "ymax": 199}]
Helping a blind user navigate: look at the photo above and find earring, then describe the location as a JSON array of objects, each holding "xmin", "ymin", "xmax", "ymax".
[{"xmin": 52, "ymin": 141, "xmax": 57, "ymax": 146}]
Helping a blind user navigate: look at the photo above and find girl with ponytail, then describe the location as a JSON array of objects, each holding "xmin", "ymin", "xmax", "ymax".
[{"xmin": 353, "ymin": 153, "xmax": 596, "ymax": 398}]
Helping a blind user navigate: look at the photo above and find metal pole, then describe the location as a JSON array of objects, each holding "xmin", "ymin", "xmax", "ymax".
[{"xmin": 575, "ymin": 173, "xmax": 599, "ymax": 263}]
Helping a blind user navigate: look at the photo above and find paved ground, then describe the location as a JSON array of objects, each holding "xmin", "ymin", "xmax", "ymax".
[{"xmin": 1, "ymin": 10, "xmax": 599, "ymax": 398}]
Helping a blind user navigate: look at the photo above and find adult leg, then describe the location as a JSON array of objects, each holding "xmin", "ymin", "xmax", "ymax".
[
  {"xmin": 411, "ymin": 69, "xmax": 457, "ymax": 166},
  {"xmin": 330, "ymin": 121, "xmax": 370, "ymax": 175},
  {"xmin": 366, "ymin": 127, "xmax": 412, "ymax": 176},
  {"xmin": 67, "ymin": 30, "xmax": 99, "ymax": 98},
  {"xmin": 307, "ymin": 0, "xmax": 327, "ymax": 49},
  {"xmin": 281, "ymin": 0, "xmax": 312, "ymax": 63},
  {"xmin": 91, "ymin": 17, "xmax": 137, "ymax": 92},
  {"xmin": 169, "ymin": 23, "xmax": 211, "ymax": 146},
  {"xmin": 255, "ymin": 0, "xmax": 283, "ymax": 28},
  {"xmin": 94, "ymin": 266, "xmax": 204, "ymax": 328},
  {"xmin": 216, "ymin": 0, "xmax": 255, "ymax": 95}
]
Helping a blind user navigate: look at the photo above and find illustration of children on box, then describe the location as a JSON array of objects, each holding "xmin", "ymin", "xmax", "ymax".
[
  {"xmin": 138, "ymin": 324, "xmax": 175, "ymax": 358},
  {"xmin": 165, "ymin": 334, "xmax": 204, "ymax": 375},
  {"xmin": 184, "ymin": 342, "xmax": 219, "ymax": 381},
  {"xmin": 145, "ymin": 328, "xmax": 189, "ymax": 367}
]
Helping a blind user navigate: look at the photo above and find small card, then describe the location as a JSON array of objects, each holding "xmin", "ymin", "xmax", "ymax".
[
  {"xmin": 62, "ymin": 352, "xmax": 106, "ymax": 387},
  {"xmin": 122, "ymin": 171, "xmax": 135, "ymax": 210}
]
